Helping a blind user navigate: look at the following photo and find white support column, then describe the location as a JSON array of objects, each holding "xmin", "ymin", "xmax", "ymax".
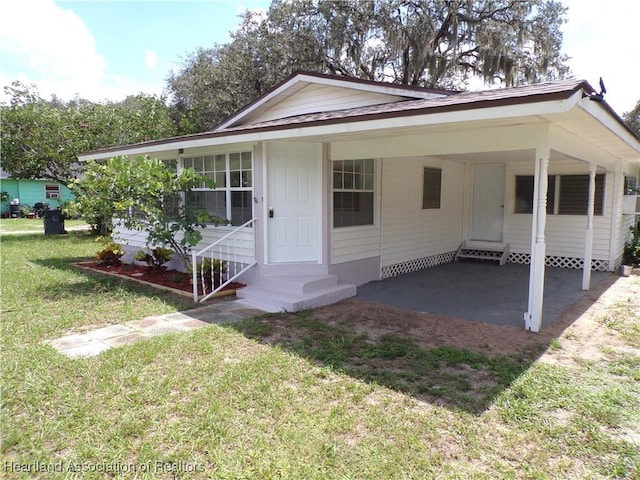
[
  {"xmin": 608, "ymin": 167, "xmax": 624, "ymax": 271},
  {"xmin": 525, "ymin": 144, "xmax": 550, "ymax": 332},
  {"xmin": 582, "ymin": 165, "xmax": 597, "ymax": 290}
]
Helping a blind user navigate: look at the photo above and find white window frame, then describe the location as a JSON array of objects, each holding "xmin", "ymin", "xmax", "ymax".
[
  {"xmin": 181, "ymin": 151, "xmax": 253, "ymax": 226},
  {"xmin": 44, "ymin": 184, "xmax": 61, "ymax": 200},
  {"xmin": 332, "ymin": 158, "xmax": 376, "ymax": 229},
  {"xmin": 514, "ymin": 173, "xmax": 605, "ymax": 216},
  {"xmin": 422, "ymin": 166, "xmax": 442, "ymax": 210}
]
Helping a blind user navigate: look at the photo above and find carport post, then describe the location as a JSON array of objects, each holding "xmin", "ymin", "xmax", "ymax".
[
  {"xmin": 525, "ymin": 146, "xmax": 550, "ymax": 332},
  {"xmin": 582, "ymin": 165, "xmax": 597, "ymax": 290}
]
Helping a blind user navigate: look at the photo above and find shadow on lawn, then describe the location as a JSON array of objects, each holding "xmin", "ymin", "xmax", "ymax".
[
  {"xmin": 225, "ymin": 274, "xmax": 618, "ymax": 415},
  {"xmin": 9, "ymin": 233, "xmax": 194, "ymax": 310}
]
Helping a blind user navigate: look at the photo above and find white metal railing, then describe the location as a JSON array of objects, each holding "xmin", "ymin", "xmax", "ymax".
[{"xmin": 191, "ymin": 218, "xmax": 257, "ymax": 302}]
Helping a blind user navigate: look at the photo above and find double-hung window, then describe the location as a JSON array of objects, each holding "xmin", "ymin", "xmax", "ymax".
[
  {"xmin": 183, "ymin": 151, "xmax": 253, "ymax": 226},
  {"xmin": 333, "ymin": 159, "xmax": 375, "ymax": 228}
]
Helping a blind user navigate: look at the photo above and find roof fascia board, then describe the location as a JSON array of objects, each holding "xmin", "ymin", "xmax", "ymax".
[
  {"xmin": 215, "ymin": 76, "xmax": 306, "ymax": 130},
  {"xmin": 78, "ymin": 97, "xmax": 579, "ymax": 161},
  {"xmin": 301, "ymin": 74, "xmax": 443, "ymax": 99},
  {"xmin": 78, "ymin": 147, "xmax": 181, "ymax": 162},
  {"xmin": 578, "ymin": 96, "xmax": 640, "ymax": 153}
]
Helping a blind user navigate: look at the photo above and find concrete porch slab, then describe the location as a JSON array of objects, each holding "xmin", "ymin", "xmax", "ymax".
[{"xmin": 356, "ymin": 262, "xmax": 609, "ymax": 328}]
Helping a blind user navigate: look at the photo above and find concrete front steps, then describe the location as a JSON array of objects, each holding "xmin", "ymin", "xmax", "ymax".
[{"xmin": 236, "ymin": 274, "xmax": 356, "ymax": 313}]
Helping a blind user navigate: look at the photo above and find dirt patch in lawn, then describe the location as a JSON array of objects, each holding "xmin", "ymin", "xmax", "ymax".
[
  {"xmin": 75, "ymin": 261, "xmax": 244, "ymax": 297},
  {"xmin": 230, "ymin": 271, "xmax": 639, "ymax": 413},
  {"xmin": 311, "ymin": 271, "xmax": 636, "ymax": 359}
]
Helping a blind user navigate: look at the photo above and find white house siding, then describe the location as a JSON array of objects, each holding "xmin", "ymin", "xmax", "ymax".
[
  {"xmin": 503, "ymin": 158, "xmax": 615, "ymax": 265},
  {"xmin": 251, "ymin": 84, "xmax": 406, "ymax": 124},
  {"xmin": 113, "ymin": 224, "xmax": 256, "ymax": 271},
  {"xmin": 380, "ymin": 156, "xmax": 465, "ymax": 268},
  {"xmin": 331, "ymin": 226, "xmax": 381, "ymax": 264},
  {"xmin": 614, "ymin": 165, "xmax": 640, "ymax": 266}
]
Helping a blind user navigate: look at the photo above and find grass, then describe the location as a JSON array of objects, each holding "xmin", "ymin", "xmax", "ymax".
[
  {"xmin": 0, "ymin": 217, "xmax": 89, "ymax": 233},
  {"xmin": 2, "ymin": 233, "xmax": 639, "ymax": 479}
]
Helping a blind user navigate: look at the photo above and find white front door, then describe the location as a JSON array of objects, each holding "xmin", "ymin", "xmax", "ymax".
[
  {"xmin": 471, "ymin": 164, "xmax": 505, "ymax": 242},
  {"xmin": 267, "ymin": 142, "xmax": 321, "ymax": 263}
]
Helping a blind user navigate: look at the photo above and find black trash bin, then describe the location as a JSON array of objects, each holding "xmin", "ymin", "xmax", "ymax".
[
  {"xmin": 44, "ymin": 209, "xmax": 66, "ymax": 235},
  {"xmin": 9, "ymin": 204, "xmax": 21, "ymax": 218}
]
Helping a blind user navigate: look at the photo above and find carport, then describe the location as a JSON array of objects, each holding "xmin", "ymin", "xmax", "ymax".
[{"xmin": 356, "ymin": 262, "xmax": 609, "ymax": 328}]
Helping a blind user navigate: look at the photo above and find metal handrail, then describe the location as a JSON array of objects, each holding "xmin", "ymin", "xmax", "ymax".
[{"xmin": 191, "ymin": 218, "xmax": 257, "ymax": 302}]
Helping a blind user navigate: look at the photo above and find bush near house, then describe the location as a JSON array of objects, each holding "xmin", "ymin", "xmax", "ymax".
[
  {"xmin": 623, "ymin": 221, "xmax": 640, "ymax": 266},
  {"xmin": 71, "ymin": 155, "xmax": 228, "ymax": 270}
]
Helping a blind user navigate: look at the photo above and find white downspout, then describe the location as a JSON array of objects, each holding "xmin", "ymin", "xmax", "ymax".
[
  {"xmin": 582, "ymin": 164, "xmax": 597, "ymax": 290},
  {"xmin": 525, "ymin": 143, "xmax": 550, "ymax": 332}
]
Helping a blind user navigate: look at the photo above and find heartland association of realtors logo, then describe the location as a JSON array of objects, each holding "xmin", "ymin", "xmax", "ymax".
[{"xmin": 3, "ymin": 460, "xmax": 207, "ymax": 475}]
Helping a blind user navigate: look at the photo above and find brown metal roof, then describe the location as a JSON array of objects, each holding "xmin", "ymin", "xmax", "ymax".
[{"xmin": 81, "ymin": 76, "xmax": 639, "ymax": 157}]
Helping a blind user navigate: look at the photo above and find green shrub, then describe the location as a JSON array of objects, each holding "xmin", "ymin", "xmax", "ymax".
[
  {"xmin": 623, "ymin": 221, "xmax": 640, "ymax": 266},
  {"xmin": 134, "ymin": 247, "xmax": 174, "ymax": 270},
  {"xmin": 96, "ymin": 242, "xmax": 124, "ymax": 266},
  {"xmin": 189, "ymin": 258, "xmax": 228, "ymax": 289},
  {"xmin": 59, "ymin": 200, "xmax": 82, "ymax": 219}
]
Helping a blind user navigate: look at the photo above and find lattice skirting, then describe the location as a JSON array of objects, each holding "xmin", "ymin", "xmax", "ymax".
[
  {"xmin": 381, "ymin": 251, "xmax": 457, "ymax": 279},
  {"xmin": 507, "ymin": 252, "xmax": 609, "ymax": 271},
  {"xmin": 382, "ymin": 251, "xmax": 609, "ymax": 279}
]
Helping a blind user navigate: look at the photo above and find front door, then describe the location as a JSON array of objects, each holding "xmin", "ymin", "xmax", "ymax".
[
  {"xmin": 471, "ymin": 164, "xmax": 505, "ymax": 242},
  {"xmin": 267, "ymin": 142, "xmax": 321, "ymax": 263}
]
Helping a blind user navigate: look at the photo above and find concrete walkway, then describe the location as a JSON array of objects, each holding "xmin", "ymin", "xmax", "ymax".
[{"xmin": 48, "ymin": 299, "xmax": 265, "ymax": 358}]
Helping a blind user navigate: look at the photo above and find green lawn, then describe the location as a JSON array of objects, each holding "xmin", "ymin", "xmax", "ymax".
[
  {"xmin": 1, "ymin": 233, "xmax": 639, "ymax": 479},
  {"xmin": 0, "ymin": 218, "xmax": 89, "ymax": 233}
]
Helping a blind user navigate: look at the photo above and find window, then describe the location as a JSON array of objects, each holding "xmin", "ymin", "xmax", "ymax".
[
  {"xmin": 45, "ymin": 184, "xmax": 60, "ymax": 199},
  {"xmin": 558, "ymin": 174, "xmax": 604, "ymax": 215},
  {"xmin": 183, "ymin": 151, "xmax": 253, "ymax": 226},
  {"xmin": 161, "ymin": 159, "xmax": 180, "ymax": 219},
  {"xmin": 333, "ymin": 159, "xmax": 375, "ymax": 228},
  {"xmin": 514, "ymin": 176, "xmax": 555, "ymax": 214},
  {"xmin": 624, "ymin": 175, "xmax": 638, "ymax": 195},
  {"xmin": 422, "ymin": 167, "xmax": 442, "ymax": 209},
  {"xmin": 514, "ymin": 174, "xmax": 604, "ymax": 215}
]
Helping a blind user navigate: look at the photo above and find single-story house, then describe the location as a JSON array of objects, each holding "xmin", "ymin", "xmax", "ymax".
[
  {"xmin": 79, "ymin": 71, "xmax": 640, "ymax": 332},
  {"xmin": 0, "ymin": 169, "xmax": 75, "ymax": 216}
]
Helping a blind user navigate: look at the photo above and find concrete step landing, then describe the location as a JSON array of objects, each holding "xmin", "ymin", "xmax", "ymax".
[{"xmin": 236, "ymin": 274, "xmax": 356, "ymax": 312}]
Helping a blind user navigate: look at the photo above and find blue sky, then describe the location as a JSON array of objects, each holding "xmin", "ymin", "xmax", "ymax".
[{"xmin": 1, "ymin": 0, "xmax": 638, "ymax": 115}]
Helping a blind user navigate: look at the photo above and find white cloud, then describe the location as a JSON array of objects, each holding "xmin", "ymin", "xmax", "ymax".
[
  {"xmin": 0, "ymin": 0, "xmax": 163, "ymax": 102},
  {"xmin": 145, "ymin": 49, "xmax": 159, "ymax": 70},
  {"xmin": 561, "ymin": 0, "xmax": 640, "ymax": 113}
]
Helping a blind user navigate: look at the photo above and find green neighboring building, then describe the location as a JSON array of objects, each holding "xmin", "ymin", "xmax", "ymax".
[{"xmin": 0, "ymin": 174, "xmax": 75, "ymax": 216}]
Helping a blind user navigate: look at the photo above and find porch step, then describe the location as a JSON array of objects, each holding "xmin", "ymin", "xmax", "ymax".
[
  {"xmin": 236, "ymin": 274, "xmax": 356, "ymax": 313},
  {"xmin": 455, "ymin": 241, "xmax": 510, "ymax": 266},
  {"xmin": 255, "ymin": 274, "xmax": 340, "ymax": 296}
]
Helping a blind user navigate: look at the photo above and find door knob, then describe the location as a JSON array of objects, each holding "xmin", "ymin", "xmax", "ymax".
[{"xmin": 268, "ymin": 207, "xmax": 274, "ymax": 218}]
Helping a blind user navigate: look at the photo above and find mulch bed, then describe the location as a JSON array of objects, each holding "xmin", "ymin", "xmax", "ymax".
[{"xmin": 75, "ymin": 261, "xmax": 244, "ymax": 297}]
